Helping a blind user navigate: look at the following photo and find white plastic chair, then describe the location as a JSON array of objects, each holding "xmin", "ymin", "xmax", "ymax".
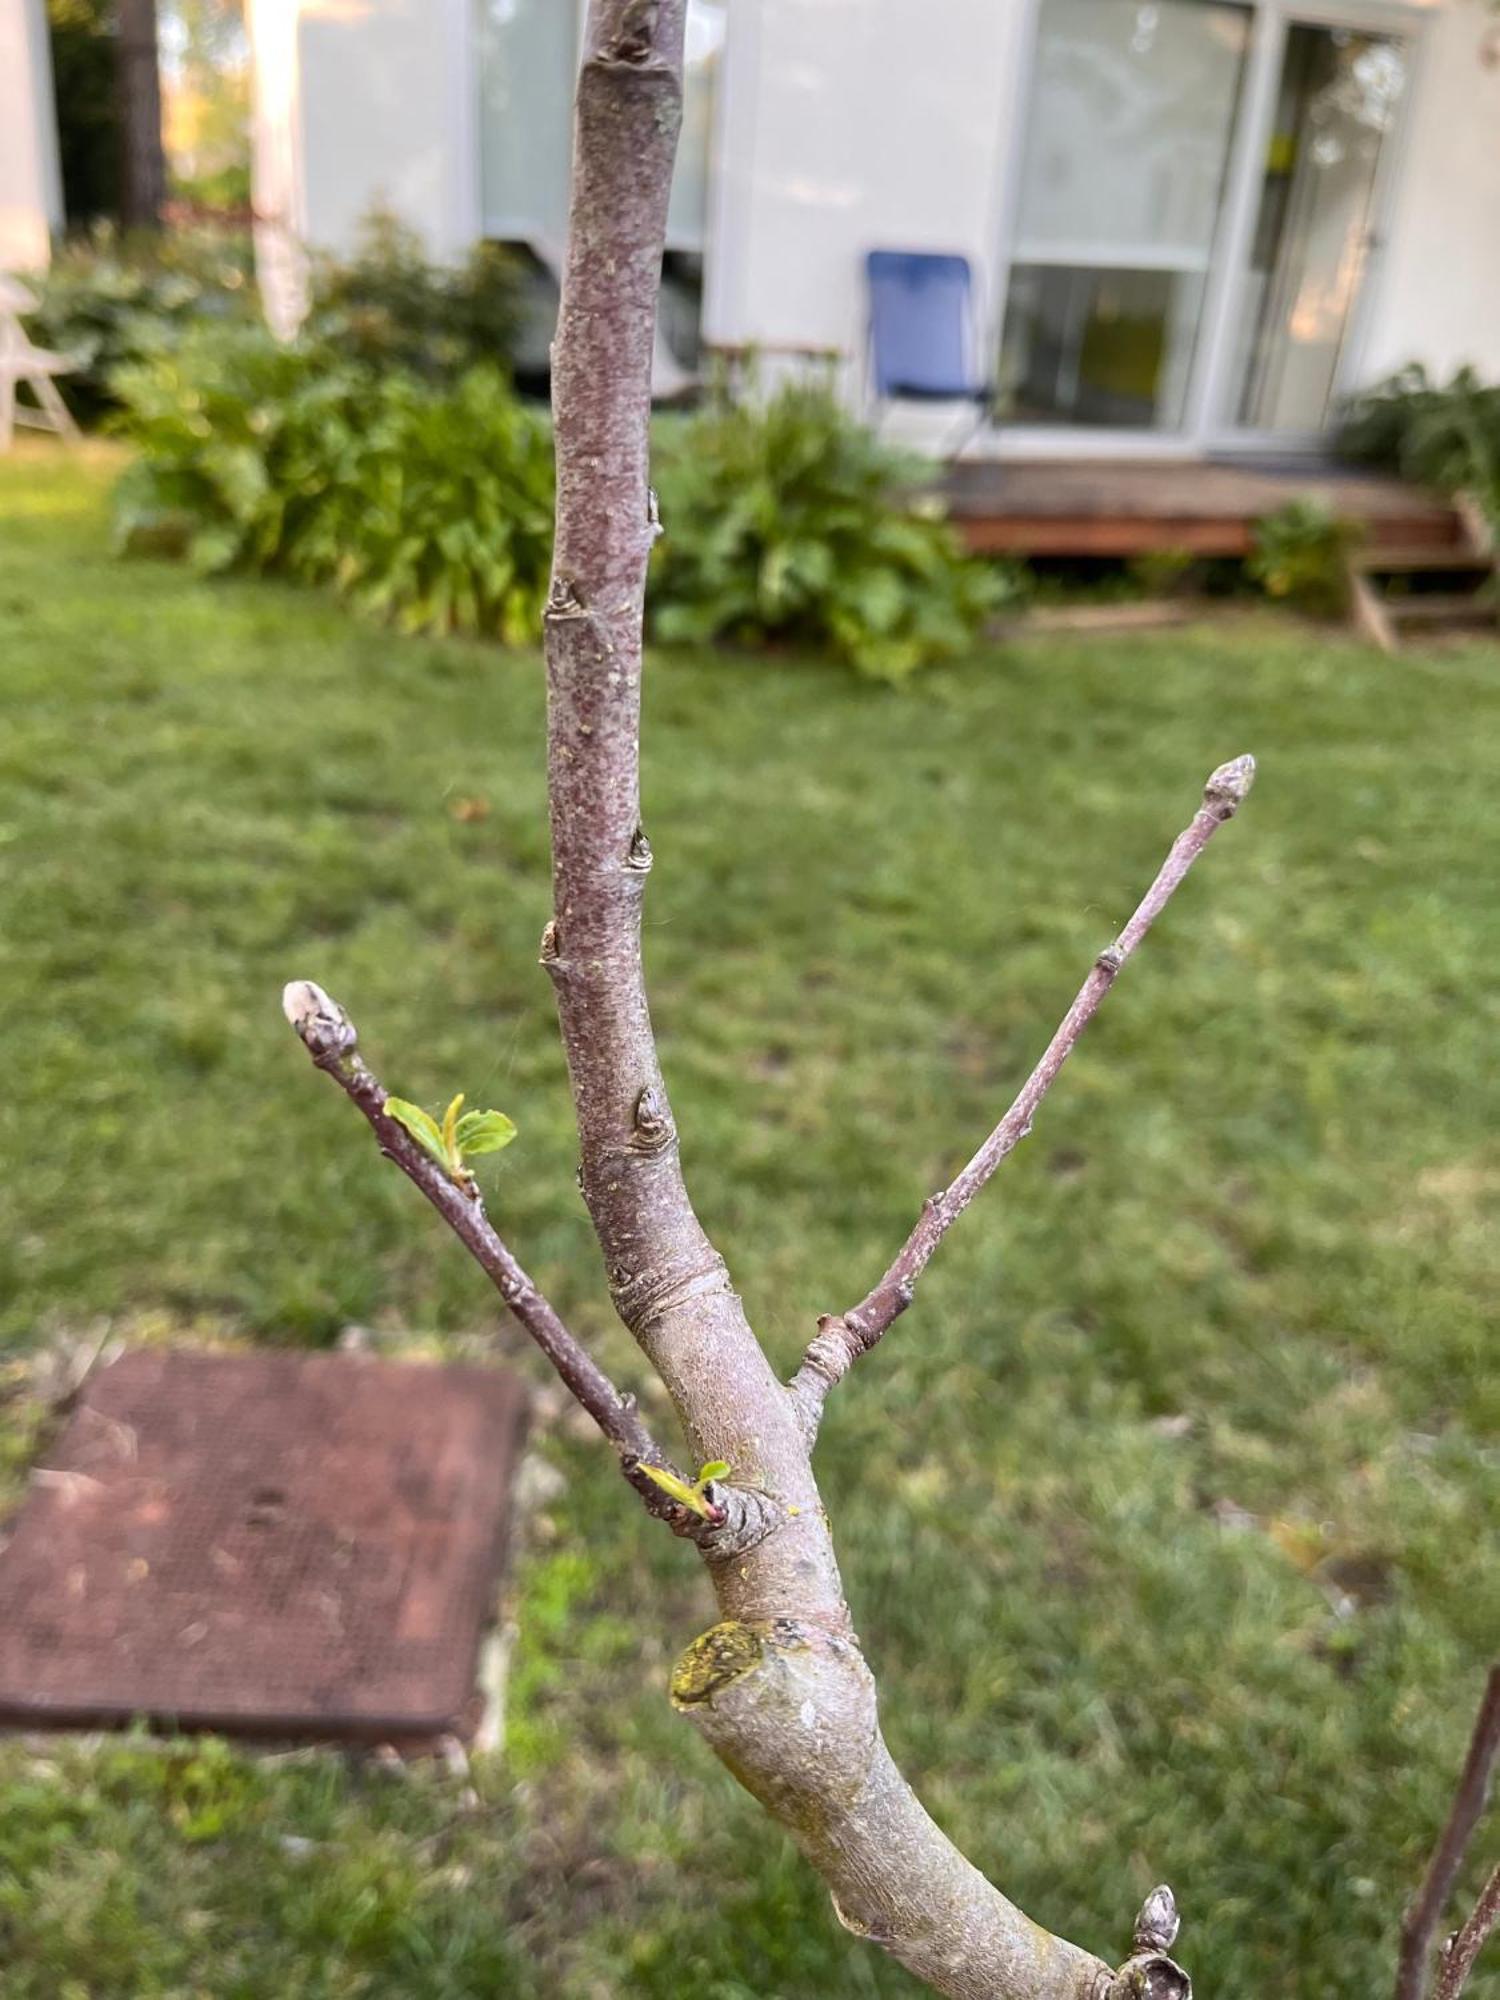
[{"xmin": 0, "ymin": 276, "xmax": 80, "ymax": 450}]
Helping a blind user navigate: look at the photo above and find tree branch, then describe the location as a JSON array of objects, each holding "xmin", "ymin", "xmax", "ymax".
[
  {"xmin": 280, "ymin": 978, "xmax": 776, "ymax": 1550},
  {"xmin": 1434, "ymin": 1864, "xmax": 1500, "ymax": 2000},
  {"xmin": 1398, "ymin": 1665, "xmax": 1500, "ymax": 2000},
  {"xmin": 528, "ymin": 6, "xmax": 1219, "ymax": 1993},
  {"xmin": 541, "ymin": 0, "xmax": 825, "ymax": 1610},
  {"xmin": 790, "ymin": 754, "xmax": 1256, "ymax": 1441},
  {"xmin": 279, "ymin": 3, "xmax": 1246, "ymax": 1989}
]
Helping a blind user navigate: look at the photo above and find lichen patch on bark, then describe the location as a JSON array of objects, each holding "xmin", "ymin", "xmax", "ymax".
[{"xmin": 671, "ymin": 1620, "xmax": 766, "ymax": 1706}]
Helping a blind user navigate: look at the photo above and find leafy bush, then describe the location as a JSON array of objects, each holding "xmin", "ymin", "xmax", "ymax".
[
  {"xmin": 1340, "ymin": 364, "xmax": 1500, "ymax": 525},
  {"xmin": 24, "ymin": 224, "xmax": 257, "ymax": 421},
  {"xmin": 306, "ymin": 209, "xmax": 524, "ymax": 380},
  {"xmin": 112, "ymin": 325, "xmax": 554, "ymax": 641},
  {"xmin": 1246, "ymin": 498, "xmax": 1361, "ymax": 617},
  {"xmin": 110, "ymin": 336, "xmax": 1012, "ymax": 670},
  {"xmin": 649, "ymin": 383, "xmax": 1015, "ymax": 679}
]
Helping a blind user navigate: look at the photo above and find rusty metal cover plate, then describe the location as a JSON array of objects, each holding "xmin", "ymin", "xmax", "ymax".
[{"xmin": 0, "ymin": 1347, "xmax": 526, "ymax": 1745}]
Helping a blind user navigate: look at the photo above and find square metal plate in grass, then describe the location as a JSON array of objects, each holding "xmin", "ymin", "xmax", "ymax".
[{"xmin": 0, "ymin": 1346, "xmax": 526, "ymax": 1748}]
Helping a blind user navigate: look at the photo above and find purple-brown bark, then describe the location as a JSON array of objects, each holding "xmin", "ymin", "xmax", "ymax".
[
  {"xmin": 287, "ymin": 3, "xmax": 1267, "ymax": 1990},
  {"xmin": 1433, "ymin": 1864, "xmax": 1500, "ymax": 2000},
  {"xmin": 1399, "ymin": 1666, "xmax": 1500, "ymax": 2000},
  {"xmin": 532, "ymin": 4, "xmax": 1205, "ymax": 1993}
]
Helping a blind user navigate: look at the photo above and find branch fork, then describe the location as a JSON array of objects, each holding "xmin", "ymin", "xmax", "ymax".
[{"xmin": 282, "ymin": 979, "xmax": 742, "ymax": 1547}]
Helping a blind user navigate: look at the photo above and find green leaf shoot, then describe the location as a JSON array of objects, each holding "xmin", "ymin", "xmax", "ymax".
[
  {"xmin": 454, "ymin": 1109, "xmax": 518, "ymax": 1157},
  {"xmin": 384, "ymin": 1097, "xmax": 447, "ymax": 1169}
]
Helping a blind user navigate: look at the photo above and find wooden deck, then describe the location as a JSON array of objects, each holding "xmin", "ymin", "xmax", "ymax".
[{"xmin": 940, "ymin": 459, "xmax": 1462, "ymax": 558}]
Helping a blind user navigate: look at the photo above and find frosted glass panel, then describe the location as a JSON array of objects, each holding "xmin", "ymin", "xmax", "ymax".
[
  {"xmin": 480, "ymin": 0, "xmax": 723, "ymax": 255},
  {"xmin": 1234, "ymin": 26, "xmax": 1407, "ymax": 432},
  {"xmin": 477, "ymin": 0, "xmax": 577, "ymax": 246},
  {"xmin": 999, "ymin": 0, "xmax": 1249, "ymax": 429},
  {"xmin": 667, "ymin": 0, "xmax": 727, "ymax": 252}
]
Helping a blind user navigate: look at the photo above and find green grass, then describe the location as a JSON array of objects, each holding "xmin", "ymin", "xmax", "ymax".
[{"xmin": 1, "ymin": 442, "xmax": 1497, "ymax": 1998}]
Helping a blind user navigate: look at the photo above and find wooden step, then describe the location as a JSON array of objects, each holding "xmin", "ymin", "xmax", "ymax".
[
  {"xmin": 1386, "ymin": 591, "xmax": 1498, "ymax": 623},
  {"xmin": 1354, "ymin": 544, "xmax": 1491, "ymax": 573}
]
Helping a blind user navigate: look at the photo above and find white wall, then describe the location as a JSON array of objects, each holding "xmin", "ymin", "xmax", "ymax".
[
  {"xmin": 707, "ymin": 0, "xmax": 1031, "ymax": 395},
  {"xmin": 247, "ymin": 0, "xmax": 478, "ymax": 266},
  {"xmin": 1356, "ymin": 1, "xmax": 1500, "ymax": 385},
  {"xmin": 245, "ymin": 0, "xmax": 308, "ymax": 332},
  {"xmin": 0, "ymin": 0, "xmax": 64, "ymax": 273},
  {"xmin": 249, "ymin": 0, "xmax": 1500, "ymax": 418}
]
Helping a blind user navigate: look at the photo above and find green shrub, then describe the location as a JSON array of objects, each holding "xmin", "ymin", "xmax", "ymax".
[
  {"xmin": 25, "ymin": 224, "xmax": 257, "ymax": 421},
  {"xmin": 306, "ymin": 209, "xmax": 524, "ymax": 380},
  {"xmin": 1246, "ymin": 498, "xmax": 1361, "ymax": 617},
  {"xmin": 112, "ymin": 325, "xmax": 554, "ymax": 641},
  {"xmin": 110, "ymin": 323, "xmax": 346, "ymax": 572},
  {"xmin": 649, "ymin": 383, "xmax": 1015, "ymax": 679},
  {"xmin": 1340, "ymin": 364, "xmax": 1500, "ymax": 525},
  {"xmin": 280, "ymin": 367, "xmax": 554, "ymax": 640},
  {"xmin": 1126, "ymin": 547, "xmax": 1200, "ymax": 597},
  {"xmin": 110, "ymin": 335, "xmax": 1012, "ymax": 670}
]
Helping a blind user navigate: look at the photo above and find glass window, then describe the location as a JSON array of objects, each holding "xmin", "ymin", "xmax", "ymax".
[
  {"xmin": 998, "ymin": 0, "xmax": 1250, "ymax": 429},
  {"xmin": 477, "ymin": 0, "xmax": 578, "ymax": 248},
  {"xmin": 667, "ymin": 0, "xmax": 727, "ymax": 253},
  {"xmin": 479, "ymin": 0, "xmax": 723, "ymax": 258},
  {"xmin": 1233, "ymin": 26, "xmax": 1408, "ymax": 433}
]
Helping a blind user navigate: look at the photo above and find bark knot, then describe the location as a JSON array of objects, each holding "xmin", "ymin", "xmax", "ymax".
[
  {"xmin": 1108, "ymin": 1954, "xmax": 1191, "ymax": 2000},
  {"xmin": 626, "ymin": 826, "xmax": 654, "ymax": 872},
  {"xmin": 545, "ymin": 575, "xmax": 589, "ymax": 621},
  {"xmin": 599, "ymin": 0, "xmax": 664, "ymax": 67},
  {"xmin": 630, "ymin": 1085, "xmax": 674, "ymax": 1153}
]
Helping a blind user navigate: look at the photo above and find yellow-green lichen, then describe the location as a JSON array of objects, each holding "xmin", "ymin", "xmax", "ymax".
[{"xmin": 670, "ymin": 1620, "xmax": 765, "ymax": 1707}]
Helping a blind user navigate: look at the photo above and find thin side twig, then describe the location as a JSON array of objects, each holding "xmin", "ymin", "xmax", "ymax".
[
  {"xmin": 282, "ymin": 979, "xmax": 767, "ymax": 1547},
  {"xmin": 790, "ymin": 754, "xmax": 1256, "ymax": 1441},
  {"xmin": 1398, "ymin": 1666, "xmax": 1500, "ymax": 2000},
  {"xmin": 1433, "ymin": 1864, "xmax": 1500, "ymax": 2000}
]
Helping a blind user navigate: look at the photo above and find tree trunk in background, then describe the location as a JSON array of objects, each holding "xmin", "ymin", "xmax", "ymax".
[{"xmin": 116, "ymin": 0, "xmax": 166, "ymax": 228}]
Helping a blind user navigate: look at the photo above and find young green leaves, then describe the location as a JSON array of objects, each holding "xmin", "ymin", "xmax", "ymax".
[
  {"xmin": 638, "ymin": 1459, "xmax": 732, "ymax": 1522},
  {"xmin": 383, "ymin": 1091, "xmax": 517, "ymax": 1187}
]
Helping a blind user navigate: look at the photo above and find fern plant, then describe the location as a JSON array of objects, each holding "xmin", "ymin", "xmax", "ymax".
[
  {"xmin": 650, "ymin": 383, "xmax": 1015, "ymax": 680},
  {"xmin": 112, "ymin": 327, "xmax": 555, "ymax": 642},
  {"xmin": 1341, "ymin": 365, "xmax": 1500, "ymax": 527}
]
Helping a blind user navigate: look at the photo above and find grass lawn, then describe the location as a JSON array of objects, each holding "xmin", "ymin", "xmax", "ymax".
[{"xmin": 1, "ymin": 442, "xmax": 1497, "ymax": 1999}]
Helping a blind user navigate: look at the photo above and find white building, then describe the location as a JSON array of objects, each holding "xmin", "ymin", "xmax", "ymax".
[
  {"xmin": 1, "ymin": 0, "xmax": 64, "ymax": 275},
  {"xmin": 8, "ymin": 0, "xmax": 1500, "ymax": 458}
]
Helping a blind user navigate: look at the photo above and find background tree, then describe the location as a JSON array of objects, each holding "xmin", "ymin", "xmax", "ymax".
[{"xmin": 116, "ymin": 0, "xmax": 166, "ymax": 228}]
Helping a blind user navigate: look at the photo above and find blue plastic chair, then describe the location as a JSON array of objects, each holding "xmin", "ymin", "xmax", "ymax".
[{"xmin": 865, "ymin": 251, "xmax": 990, "ymax": 446}]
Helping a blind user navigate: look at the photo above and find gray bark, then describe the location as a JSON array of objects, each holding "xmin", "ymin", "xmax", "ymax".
[
  {"xmin": 538, "ymin": 4, "xmax": 1199, "ymax": 1995},
  {"xmin": 287, "ymin": 4, "xmax": 1250, "ymax": 1990}
]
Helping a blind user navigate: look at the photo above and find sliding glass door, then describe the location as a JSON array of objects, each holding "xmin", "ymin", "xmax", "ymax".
[
  {"xmin": 996, "ymin": 0, "xmax": 1419, "ymax": 452},
  {"xmin": 1220, "ymin": 20, "xmax": 1410, "ymax": 441},
  {"xmin": 997, "ymin": 0, "xmax": 1252, "ymax": 434}
]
